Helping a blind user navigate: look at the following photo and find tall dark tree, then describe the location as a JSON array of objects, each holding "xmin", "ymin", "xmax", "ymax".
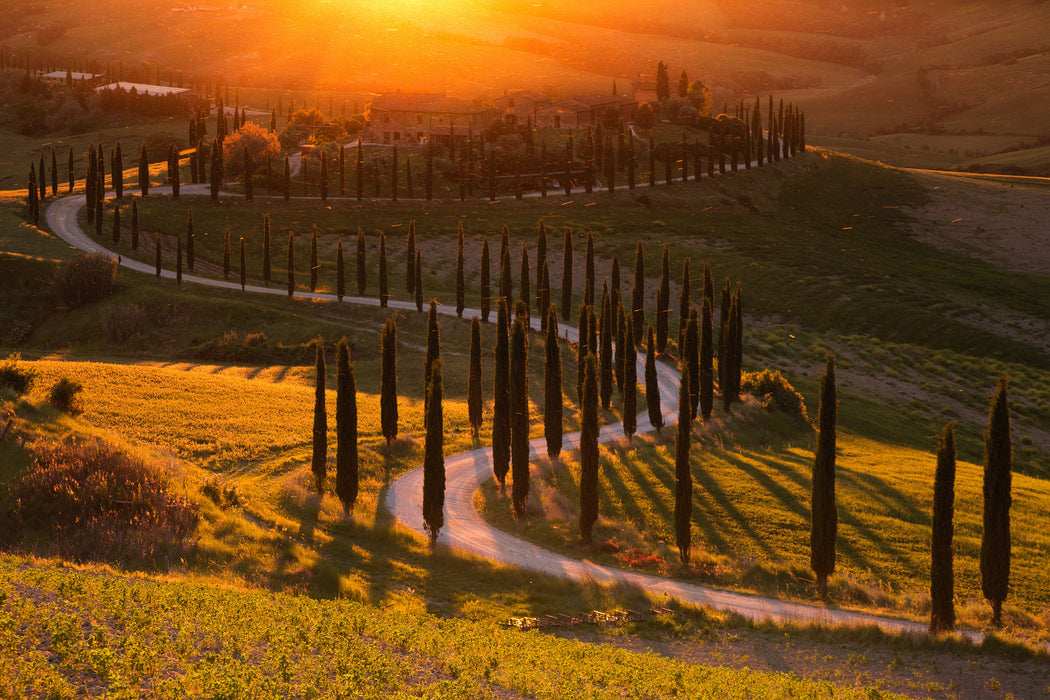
[
  {"xmin": 678, "ymin": 258, "xmax": 691, "ymax": 349},
  {"xmin": 700, "ymin": 292, "xmax": 714, "ymax": 422},
  {"xmin": 656, "ymin": 244, "xmax": 670, "ymax": 352},
  {"xmin": 539, "ymin": 258, "xmax": 551, "ymax": 334},
  {"xmin": 413, "ymin": 250, "xmax": 422, "ymax": 312},
  {"xmin": 492, "ymin": 299, "xmax": 511, "ymax": 488},
  {"xmin": 382, "ymin": 230, "xmax": 390, "ymax": 308},
  {"xmin": 810, "ymin": 355, "xmax": 838, "ymax": 599},
  {"xmin": 424, "ymin": 300, "xmax": 440, "ymax": 417},
  {"xmin": 536, "ymin": 220, "xmax": 548, "ymax": 312},
  {"xmin": 336, "ymin": 239, "xmax": 345, "ymax": 301},
  {"xmin": 519, "ymin": 242, "xmax": 531, "ymax": 322},
  {"xmin": 673, "ymin": 358, "xmax": 693, "ymax": 568},
  {"xmin": 422, "ymin": 358, "xmax": 445, "ymax": 546},
  {"xmin": 311, "ymin": 338, "xmax": 328, "ymax": 495},
  {"xmin": 930, "ymin": 422, "xmax": 957, "ymax": 634},
  {"xmin": 381, "ymin": 317, "xmax": 398, "ymax": 448},
  {"xmin": 981, "ymin": 376, "xmax": 1012, "ymax": 628},
  {"xmin": 171, "ymin": 145, "xmax": 181, "ymax": 199},
  {"xmin": 560, "ymin": 227, "xmax": 574, "ymax": 321},
  {"xmin": 610, "ymin": 253, "xmax": 622, "ymax": 338},
  {"xmin": 656, "ymin": 60, "xmax": 670, "ymax": 101},
  {"xmin": 576, "ymin": 304, "xmax": 590, "ymax": 403},
  {"xmin": 599, "ymin": 282, "xmax": 613, "ymax": 409},
  {"xmin": 335, "ymin": 338, "xmax": 358, "ymax": 516},
  {"xmin": 50, "ymin": 147, "xmax": 58, "ymax": 196},
  {"xmin": 645, "ymin": 326, "xmax": 663, "ymax": 432},
  {"xmin": 622, "ymin": 316, "xmax": 637, "ymax": 440},
  {"xmin": 287, "ymin": 232, "xmax": 295, "ymax": 297},
  {"xmin": 544, "ymin": 303, "xmax": 563, "ymax": 460},
  {"xmin": 223, "ymin": 228, "xmax": 231, "ymax": 280},
  {"xmin": 614, "ymin": 295, "xmax": 627, "ymax": 393},
  {"xmin": 632, "ymin": 242, "xmax": 645, "ymax": 343},
  {"xmin": 456, "ymin": 226, "xmax": 465, "ymax": 317},
  {"xmin": 262, "ymin": 214, "xmax": 270, "ymax": 284},
  {"xmin": 356, "ymin": 228, "xmax": 366, "ymax": 295},
  {"xmin": 310, "ymin": 226, "xmax": 319, "ymax": 292},
  {"xmin": 406, "ymin": 220, "xmax": 416, "ymax": 295},
  {"xmin": 480, "ymin": 235, "xmax": 491, "ymax": 323},
  {"xmin": 579, "ymin": 353, "xmax": 600, "ymax": 544},
  {"xmin": 510, "ymin": 316, "xmax": 530, "ymax": 516},
  {"xmin": 138, "ymin": 144, "xmax": 149, "ymax": 197},
  {"xmin": 718, "ymin": 278, "xmax": 731, "ymax": 396},
  {"xmin": 468, "ymin": 317, "xmax": 483, "ymax": 438},
  {"xmin": 583, "ymin": 231, "xmax": 595, "ymax": 309},
  {"xmin": 27, "ymin": 166, "xmax": 38, "ymax": 225},
  {"xmin": 686, "ymin": 307, "xmax": 700, "ymax": 421},
  {"xmin": 499, "ymin": 233, "xmax": 512, "ymax": 306}
]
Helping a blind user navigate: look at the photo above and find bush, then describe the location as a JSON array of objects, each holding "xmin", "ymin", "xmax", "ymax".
[
  {"xmin": 103, "ymin": 303, "xmax": 149, "ymax": 344},
  {"xmin": 0, "ymin": 354, "xmax": 36, "ymax": 395},
  {"xmin": 741, "ymin": 369, "xmax": 809, "ymax": 424},
  {"xmin": 0, "ymin": 437, "xmax": 199, "ymax": 567},
  {"xmin": 53, "ymin": 253, "xmax": 117, "ymax": 309},
  {"xmin": 48, "ymin": 377, "xmax": 83, "ymax": 415}
]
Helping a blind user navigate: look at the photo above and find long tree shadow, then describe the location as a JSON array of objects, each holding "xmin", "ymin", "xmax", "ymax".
[
  {"xmin": 691, "ymin": 462, "xmax": 779, "ymax": 561},
  {"xmin": 837, "ymin": 468, "xmax": 930, "ymax": 527}
]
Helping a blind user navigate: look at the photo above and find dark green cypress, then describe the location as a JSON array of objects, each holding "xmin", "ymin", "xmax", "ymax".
[
  {"xmin": 312, "ymin": 338, "xmax": 327, "ymax": 495},
  {"xmin": 610, "ymin": 253, "xmax": 622, "ymax": 339},
  {"xmin": 519, "ymin": 242, "xmax": 530, "ymax": 322},
  {"xmin": 452, "ymin": 227, "xmax": 464, "ymax": 317},
  {"xmin": 678, "ymin": 258, "xmax": 691, "ymax": 350},
  {"xmin": 468, "ymin": 317, "xmax": 483, "ymax": 438},
  {"xmin": 139, "ymin": 143, "xmax": 149, "ymax": 197},
  {"xmin": 27, "ymin": 165, "xmax": 38, "ymax": 225},
  {"xmin": 492, "ymin": 298, "xmax": 511, "ymax": 488},
  {"xmin": 583, "ymin": 231, "xmax": 595, "ymax": 309},
  {"xmin": 287, "ymin": 232, "xmax": 295, "ymax": 297},
  {"xmin": 381, "ymin": 317, "xmax": 398, "ymax": 448},
  {"xmin": 622, "ymin": 315, "xmax": 637, "ymax": 440},
  {"xmin": 645, "ymin": 326, "xmax": 662, "ymax": 432},
  {"xmin": 413, "ymin": 250, "xmax": 422, "ymax": 312},
  {"xmin": 674, "ymin": 358, "xmax": 692, "ymax": 563},
  {"xmin": 539, "ymin": 258, "xmax": 551, "ymax": 334},
  {"xmin": 686, "ymin": 307, "xmax": 700, "ymax": 421},
  {"xmin": 50, "ymin": 147, "xmax": 58, "ymax": 197},
  {"xmin": 356, "ymin": 228, "xmax": 366, "ymax": 296},
  {"xmin": 544, "ymin": 303, "xmax": 563, "ymax": 460},
  {"xmin": 424, "ymin": 300, "xmax": 440, "ymax": 414},
  {"xmin": 599, "ymin": 282, "xmax": 613, "ymax": 409},
  {"xmin": 310, "ymin": 226, "xmax": 319, "ymax": 292},
  {"xmin": 336, "ymin": 239, "xmax": 345, "ymax": 301},
  {"xmin": 335, "ymin": 338, "xmax": 358, "ymax": 516},
  {"xmin": 930, "ymin": 422, "xmax": 957, "ymax": 634},
  {"xmin": 718, "ymin": 278, "xmax": 731, "ymax": 395},
  {"xmin": 480, "ymin": 236, "xmax": 491, "ymax": 323},
  {"xmin": 422, "ymin": 358, "xmax": 445, "ymax": 546},
  {"xmin": 499, "ymin": 231, "xmax": 512, "ymax": 306},
  {"xmin": 981, "ymin": 376, "xmax": 1012, "ymax": 627},
  {"xmin": 380, "ymin": 232, "xmax": 389, "ymax": 308},
  {"xmin": 579, "ymin": 353, "xmax": 599, "ymax": 544},
  {"xmin": 656, "ymin": 244, "xmax": 670, "ymax": 352},
  {"xmin": 560, "ymin": 227, "xmax": 573, "ymax": 321},
  {"xmin": 536, "ymin": 220, "xmax": 548, "ymax": 312},
  {"xmin": 700, "ymin": 292, "xmax": 714, "ymax": 422},
  {"xmin": 576, "ymin": 304, "xmax": 590, "ymax": 402},
  {"xmin": 511, "ymin": 315, "xmax": 530, "ymax": 516},
  {"xmin": 222, "ymin": 228, "xmax": 231, "ymax": 280},
  {"xmin": 111, "ymin": 205, "xmax": 121, "ymax": 246},
  {"xmin": 614, "ymin": 294, "xmax": 627, "ymax": 393},
  {"xmin": 632, "ymin": 241, "xmax": 644, "ymax": 344},
  {"xmin": 262, "ymin": 214, "xmax": 270, "ymax": 284},
  {"xmin": 810, "ymin": 355, "xmax": 838, "ymax": 599},
  {"xmin": 722, "ymin": 287, "xmax": 740, "ymax": 413},
  {"xmin": 239, "ymin": 237, "xmax": 246, "ymax": 291},
  {"xmin": 407, "ymin": 220, "xmax": 416, "ymax": 295}
]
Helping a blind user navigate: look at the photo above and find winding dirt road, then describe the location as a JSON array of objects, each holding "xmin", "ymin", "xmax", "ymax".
[{"xmin": 45, "ymin": 189, "xmax": 975, "ymax": 642}]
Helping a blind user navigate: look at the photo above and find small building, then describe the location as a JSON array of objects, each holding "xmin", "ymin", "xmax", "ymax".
[
  {"xmin": 95, "ymin": 82, "xmax": 192, "ymax": 98},
  {"xmin": 632, "ymin": 74, "xmax": 659, "ymax": 104},
  {"xmin": 494, "ymin": 90, "xmax": 551, "ymax": 126},
  {"xmin": 535, "ymin": 95, "xmax": 637, "ymax": 130},
  {"xmin": 364, "ymin": 92, "xmax": 499, "ymax": 146},
  {"xmin": 41, "ymin": 71, "xmax": 104, "ymax": 87}
]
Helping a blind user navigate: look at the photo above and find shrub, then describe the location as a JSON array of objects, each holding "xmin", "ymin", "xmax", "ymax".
[
  {"xmin": 0, "ymin": 437, "xmax": 199, "ymax": 567},
  {"xmin": 0, "ymin": 353, "xmax": 36, "ymax": 395},
  {"xmin": 53, "ymin": 253, "xmax": 117, "ymax": 309},
  {"xmin": 200, "ymin": 477, "xmax": 240, "ymax": 509},
  {"xmin": 103, "ymin": 303, "xmax": 148, "ymax": 344},
  {"xmin": 741, "ymin": 368, "xmax": 809, "ymax": 424},
  {"xmin": 48, "ymin": 377, "xmax": 83, "ymax": 415}
]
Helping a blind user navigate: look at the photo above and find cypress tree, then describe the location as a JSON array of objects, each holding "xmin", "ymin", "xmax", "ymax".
[
  {"xmin": 381, "ymin": 317, "xmax": 398, "ymax": 448},
  {"xmin": 722, "ymin": 286, "xmax": 741, "ymax": 413},
  {"xmin": 579, "ymin": 353, "xmax": 599, "ymax": 544},
  {"xmin": 686, "ymin": 307, "xmax": 700, "ymax": 421},
  {"xmin": 414, "ymin": 250, "xmax": 422, "ymax": 312},
  {"xmin": 262, "ymin": 214, "xmax": 270, "ymax": 284},
  {"xmin": 480, "ymin": 236, "xmax": 491, "ymax": 323},
  {"xmin": 678, "ymin": 258, "xmax": 691, "ymax": 350},
  {"xmin": 287, "ymin": 232, "xmax": 295, "ymax": 297},
  {"xmin": 222, "ymin": 228, "xmax": 231, "ymax": 279},
  {"xmin": 112, "ymin": 205, "xmax": 121, "ymax": 246},
  {"xmin": 614, "ymin": 295, "xmax": 627, "ymax": 393},
  {"xmin": 499, "ymin": 232, "xmax": 512, "ymax": 306},
  {"xmin": 184, "ymin": 210, "xmax": 192, "ymax": 268},
  {"xmin": 981, "ymin": 376, "xmax": 1012, "ymax": 628},
  {"xmin": 519, "ymin": 242, "xmax": 530, "ymax": 322},
  {"xmin": 310, "ymin": 226, "xmax": 319, "ymax": 292},
  {"xmin": 139, "ymin": 144, "xmax": 149, "ymax": 197},
  {"xmin": 718, "ymin": 278, "xmax": 731, "ymax": 394},
  {"xmin": 645, "ymin": 326, "xmax": 662, "ymax": 432},
  {"xmin": 50, "ymin": 147, "xmax": 58, "ymax": 197},
  {"xmin": 356, "ymin": 228, "xmax": 366, "ymax": 295},
  {"xmin": 599, "ymin": 282, "xmax": 613, "ymax": 409},
  {"xmin": 700, "ymin": 291, "xmax": 714, "ymax": 422},
  {"xmin": 611, "ymin": 253, "xmax": 622, "ymax": 339},
  {"xmin": 380, "ymin": 232, "xmax": 389, "ymax": 308},
  {"xmin": 424, "ymin": 300, "xmax": 440, "ymax": 414},
  {"xmin": 468, "ymin": 317, "xmax": 483, "ymax": 438},
  {"xmin": 492, "ymin": 299, "xmax": 511, "ymax": 488},
  {"xmin": 239, "ymin": 237, "xmax": 246, "ymax": 290},
  {"xmin": 312, "ymin": 338, "xmax": 327, "ymax": 494},
  {"xmin": 539, "ymin": 258, "xmax": 551, "ymax": 334},
  {"xmin": 622, "ymin": 314, "xmax": 637, "ymax": 440},
  {"xmin": 560, "ymin": 227, "xmax": 573, "ymax": 321},
  {"xmin": 930, "ymin": 422, "xmax": 957, "ymax": 634},
  {"xmin": 407, "ymin": 220, "xmax": 416, "ymax": 295},
  {"xmin": 422, "ymin": 358, "xmax": 445, "ymax": 546},
  {"xmin": 334, "ymin": 338, "xmax": 358, "ymax": 516},
  {"xmin": 632, "ymin": 241, "xmax": 645, "ymax": 343},
  {"xmin": 576, "ymin": 304, "xmax": 590, "ymax": 403},
  {"xmin": 536, "ymin": 220, "xmax": 548, "ymax": 311},
  {"xmin": 510, "ymin": 315, "xmax": 530, "ymax": 516},
  {"xmin": 283, "ymin": 155, "xmax": 290, "ymax": 201},
  {"xmin": 674, "ymin": 358, "xmax": 692, "ymax": 563},
  {"xmin": 583, "ymin": 231, "xmax": 595, "ymax": 309},
  {"xmin": 336, "ymin": 239, "xmax": 345, "ymax": 301},
  {"xmin": 811, "ymin": 355, "xmax": 838, "ymax": 599},
  {"xmin": 456, "ymin": 226, "xmax": 465, "ymax": 317},
  {"xmin": 544, "ymin": 303, "xmax": 563, "ymax": 460},
  {"xmin": 656, "ymin": 244, "xmax": 671, "ymax": 352},
  {"xmin": 27, "ymin": 166, "xmax": 38, "ymax": 225}
]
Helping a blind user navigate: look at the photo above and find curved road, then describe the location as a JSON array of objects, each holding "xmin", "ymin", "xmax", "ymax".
[{"xmin": 45, "ymin": 189, "xmax": 976, "ymax": 643}]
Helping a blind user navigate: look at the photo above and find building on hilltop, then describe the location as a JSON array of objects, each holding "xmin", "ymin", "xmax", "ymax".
[
  {"xmin": 534, "ymin": 95, "xmax": 637, "ymax": 130},
  {"xmin": 364, "ymin": 92, "xmax": 499, "ymax": 146},
  {"xmin": 494, "ymin": 90, "xmax": 551, "ymax": 126}
]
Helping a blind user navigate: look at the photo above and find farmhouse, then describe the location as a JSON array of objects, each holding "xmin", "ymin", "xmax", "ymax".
[
  {"xmin": 364, "ymin": 92, "xmax": 499, "ymax": 146},
  {"xmin": 534, "ymin": 95, "xmax": 637, "ymax": 129},
  {"xmin": 494, "ymin": 90, "xmax": 551, "ymax": 125}
]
